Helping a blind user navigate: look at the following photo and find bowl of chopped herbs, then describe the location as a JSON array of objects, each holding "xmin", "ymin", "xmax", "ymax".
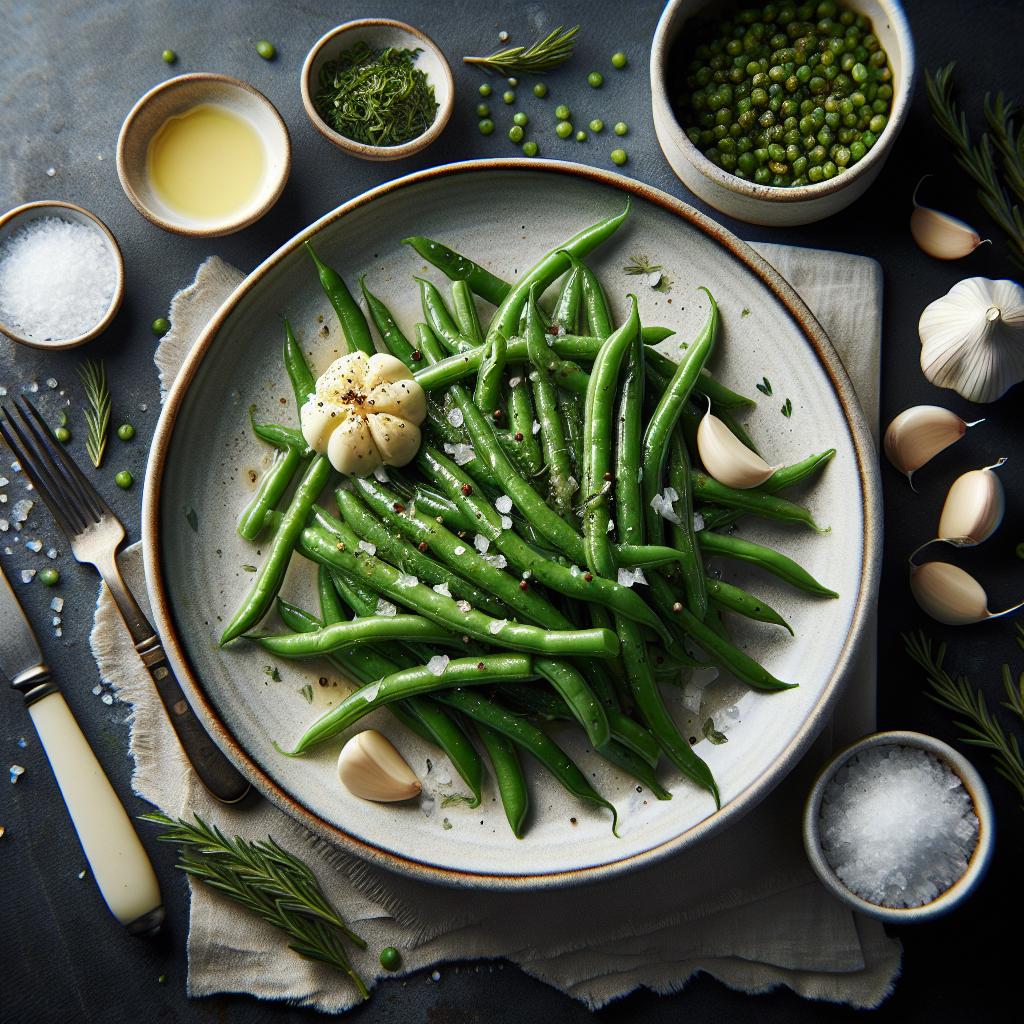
[{"xmin": 301, "ymin": 19, "xmax": 453, "ymax": 160}]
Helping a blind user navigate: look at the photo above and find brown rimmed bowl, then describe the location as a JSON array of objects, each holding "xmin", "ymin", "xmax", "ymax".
[{"xmin": 0, "ymin": 200, "xmax": 124, "ymax": 350}]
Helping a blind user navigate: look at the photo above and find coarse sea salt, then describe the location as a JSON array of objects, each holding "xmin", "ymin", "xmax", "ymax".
[
  {"xmin": 0, "ymin": 217, "xmax": 116, "ymax": 343},
  {"xmin": 819, "ymin": 744, "xmax": 979, "ymax": 909}
]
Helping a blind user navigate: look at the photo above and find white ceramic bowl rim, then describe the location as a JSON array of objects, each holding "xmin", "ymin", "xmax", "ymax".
[{"xmin": 650, "ymin": 0, "xmax": 915, "ymax": 203}]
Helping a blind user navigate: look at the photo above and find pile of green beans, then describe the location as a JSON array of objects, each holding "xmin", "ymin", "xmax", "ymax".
[{"xmin": 227, "ymin": 202, "xmax": 837, "ymax": 839}]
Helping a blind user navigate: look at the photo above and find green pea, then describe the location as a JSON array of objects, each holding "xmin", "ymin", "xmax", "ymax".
[
  {"xmin": 555, "ymin": 120, "xmax": 573, "ymax": 139},
  {"xmin": 508, "ymin": 125, "xmax": 524, "ymax": 143},
  {"xmin": 161, "ymin": 49, "xmax": 176, "ymax": 64},
  {"xmin": 589, "ymin": 118, "xmax": 604, "ymax": 132},
  {"xmin": 587, "ymin": 71, "xmax": 604, "ymax": 88},
  {"xmin": 502, "ymin": 90, "xmax": 515, "ymax": 105},
  {"xmin": 118, "ymin": 423, "xmax": 135, "ymax": 442},
  {"xmin": 478, "ymin": 119, "xmax": 495, "ymax": 136},
  {"xmin": 522, "ymin": 141, "xmax": 538, "ymax": 157},
  {"xmin": 479, "ymin": 83, "xmax": 492, "ymax": 97},
  {"xmin": 54, "ymin": 426, "xmax": 71, "ymax": 444},
  {"xmin": 379, "ymin": 947, "xmax": 402, "ymax": 971},
  {"xmin": 513, "ymin": 111, "xmax": 528, "ymax": 127},
  {"xmin": 507, "ymin": 77, "xmax": 518, "ymax": 87},
  {"xmin": 576, "ymin": 130, "xmax": 587, "ymax": 141},
  {"xmin": 38, "ymin": 567, "xmax": 60, "ymax": 587},
  {"xmin": 475, "ymin": 102, "xmax": 490, "ymax": 117},
  {"xmin": 868, "ymin": 113, "xmax": 887, "ymax": 133},
  {"xmin": 555, "ymin": 104, "xmax": 570, "ymax": 120},
  {"xmin": 610, "ymin": 148, "xmax": 628, "ymax": 165},
  {"xmin": 533, "ymin": 82, "xmax": 548, "ymax": 98},
  {"xmin": 613, "ymin": 121, "xmax": 628, "ymax": 136},
  {"xmin": 151, "ymin": 317, "xmax": 171, "ymax": 337},
  {"xmin": 115, "ymin": 470, "xmax": 134, "ymax": 490},
  {"xmin": 256, "ymin": 40, "xmax": 275, "ymax": 60},
  {"xmin": 611, "ymin": 52, "xmax": 627, "ymax": 69}
]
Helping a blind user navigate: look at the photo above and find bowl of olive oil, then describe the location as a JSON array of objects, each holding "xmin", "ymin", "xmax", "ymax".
[{"xmin": 117, "ymin": 73, "xmax": 291, "ymax": 237}]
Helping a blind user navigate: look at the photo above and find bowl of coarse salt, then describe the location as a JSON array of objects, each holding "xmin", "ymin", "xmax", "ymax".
[
  {"xmin": 803, "ymin": 730, "xmax": 994, "ymax": 923},
  {"xmin": 0, "ymin": 200, "xmax": 124, "ymax": 350}
]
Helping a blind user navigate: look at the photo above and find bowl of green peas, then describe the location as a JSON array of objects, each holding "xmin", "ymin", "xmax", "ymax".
[{"xmin": 651, "ymin": 0, "xmax": 914, "ymax": 225}]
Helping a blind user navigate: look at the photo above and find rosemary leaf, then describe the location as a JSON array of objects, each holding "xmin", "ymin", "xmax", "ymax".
[
  {"xmin": 143, "ymin": 813, "xmax": 369, "ymax": 999},
  {"xmin": 623, "ymin": 253, "xmax": 663, "ymax": 275},
  {"xmin": 984, "ymin": 92, "xmax": 1024, "ymax": 204},
  {"xmin": 78, "ymin": 360, "xmax": 110, "ymax": 468},
  {"xmin": 464, "ymin": 26, "xmax": 578, "ymax": 76}
]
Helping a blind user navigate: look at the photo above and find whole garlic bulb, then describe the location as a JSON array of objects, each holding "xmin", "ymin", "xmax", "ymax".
[
  {"xmin": 919, "ymin": 277, "xmax": 1024, "ymax": 403},
  {"xmin": 301, "ymin": 352, "xmax": 426, "ymax": 476}
]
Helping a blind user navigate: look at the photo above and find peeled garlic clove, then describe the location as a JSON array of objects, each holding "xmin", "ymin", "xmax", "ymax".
[
  {"xmin": 882, "ymin": 405, "xmax": 979, "ymax": 485},
  {"xmin": 910, "ymin": 561, "xmax": 1024, "ymax": 626},
  {"xmin": 937, "ymin": 459, "xmax": 1006, "ymax": 545},
  {"xmin": 337, "ymin": 730, "xmax": 421, "ymax": 802},
  {"xmin": 910, "ymin": 204, "xmax": 988, "ymax": 260},
  {"xmin": 696, "ymin": 408, "xmax": 775, "ymax": 489}
]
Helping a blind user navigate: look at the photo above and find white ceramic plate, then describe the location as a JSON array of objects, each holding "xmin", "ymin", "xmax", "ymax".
[{"xmin": 143, "ymin": 160, "xmax": 880, "ymax": 889}]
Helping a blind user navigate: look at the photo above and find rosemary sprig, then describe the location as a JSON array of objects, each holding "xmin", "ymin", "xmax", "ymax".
[
  {"xmin": 623, "ymin": 253, "xmax": 663, "ymax": 276},
  {"xmin": 903, "ymin": 631, "xmax": 1024, "ymax": 806},
  {"xmin": 983, "ymin": 92, "xmax": 1024, "ymax": 204},
  {"xmin": 925, "ymin": 63, "xmax": 1024, "ymax": 270},
  {"xmin": 464, "ymin": 26, "xmax": 578, "ymax": 75},
  {"xmin": 78, "ymin": 360, "xmax": 110, "ymax": 468},
  {"xmin": 143, "ymin": 813, "xmax": 369, "ymax": 999}
]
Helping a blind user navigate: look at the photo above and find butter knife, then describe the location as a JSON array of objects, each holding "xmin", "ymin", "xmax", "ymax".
[{"xmin": 0, "ymin": 563, "xmax": 164, "ymax": 936}]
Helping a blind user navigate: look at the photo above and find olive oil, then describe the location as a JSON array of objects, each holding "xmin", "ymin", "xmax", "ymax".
[{"xmin": 147, "ymin": 104, "xmax": 266, "ymax": 221}]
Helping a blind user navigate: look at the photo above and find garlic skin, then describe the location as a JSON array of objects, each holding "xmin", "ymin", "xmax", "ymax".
[
  {"xmin": 910, "ymin": 560, "xmax": 1024, "ymax": 627},
  {"xmin": 337, "ymin": 730, "xmax": 421, "ymax": 803},
  {"xmin": 937, "ymin": 459, "xmax": 1006, "ymax": 546},
  {"xmin": 301, "ymin": 352, "xmax": 426, "ymax": 476},
  {"xmin": 882, "ymin": 405, "xmax": 977, "ymax": 484},
  {"xmin": 919, "ymin": 277, "xmax": 1024, "ymax": 403},
  {"xmin": 696, "ymin": 408, "xmax": 775, "ymax": 489},
  {"xmin": 910, "ymin": 188, "xmax": 988, "ymax": 260}
]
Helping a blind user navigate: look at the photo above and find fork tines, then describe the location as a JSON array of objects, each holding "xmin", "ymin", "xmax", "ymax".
[{"xmin": 0, "ymin": 397, "xmax": 110, "ymax": 540}]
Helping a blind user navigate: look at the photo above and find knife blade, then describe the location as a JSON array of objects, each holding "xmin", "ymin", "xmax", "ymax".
[{"xmin": 0, "ymin": 564, "xmax": 164, "ymax": 936}]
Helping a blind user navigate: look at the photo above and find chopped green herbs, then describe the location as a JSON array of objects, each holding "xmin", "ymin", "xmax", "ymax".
[
  {"xmin": 264, "ymin": 665, "xmax": 282, "ymax": 682},
  {"xmin": 315, "ymin": 42, "xmax": 438, "ymax": 147},
  {"xmin": 755, "ymin": 376, "xmax": 773, "ymax": 396},
  {"xmin": 441, "ymin": 817, "xmax": 453, "ymax": 830},
  {"xmin": 624, "ymin": 253, "xmax": 663, "ymax": 276},
  {"xmin": 242, "ymin": 564, "xmax": 257, "ymax": 572},
  {"xmin": 463, "ymin": 25, "xmax": 578, "ymax": 76},
  {"xmin": 440, "ymin": 793, "xmax": 476, "ymax": 807},
  {"xmin": 184, "ymin": 505, "xmax": 199, "ymax": 532},
  {"xmin": 741, "ymin": 307, "xmax": 751, "ymax": 318},
  {"xmin": 781, "ymin": 398, "xmax": 793, "ymax": 418},
  {"xmin": 299, "ymin": 684, "xmax": 314, "ymax": 703},
  {"xmin": 702, "ymin": 717, "xmax": 728, "ymax": 744}
]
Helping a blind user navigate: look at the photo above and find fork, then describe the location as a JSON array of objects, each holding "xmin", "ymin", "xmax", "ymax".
[{"xmin": 0, "ymin": 397, "xmax": 250, "ymax": 804}]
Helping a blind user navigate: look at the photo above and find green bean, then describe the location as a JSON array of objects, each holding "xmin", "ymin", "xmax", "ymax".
[
  {"xmin": 327, "ymin": 567, "xmax": 380, "ymax": 618},
  {"xmin": 359, "ymin": 277, "xmax": 418, "ymax": 368},
  {"xmin": 474, "ymin": 331, "xmax": 506, "ymax": 415},
  {"xmin": 415, "ymin": 322, "xmax": 448, "ymax": 364},
  {"xmin": 534, "ymin": 658, "xmax": 610, "ymax": 748},
  {"xmin": 416, "ymin": 278, "xmax": 472, "ymax": 354},
  {"xmin": 298, "ymin": 523, "xmax": 620, "ymax": 658},
  {"xmin": 705, "ymin": 578, "xmax": 793, "ymax": 634},
  {"xmin": 574, "ymin": 255, "xmax": 613, "ymax": 338},
  {"xmin": 283, "ymin": 319, "xmax": 316, "ymax": 409},
  {"xmin": 526, "ymin": 285, "xmax": 576, "ymax": 519},
  {"xmin": 474, "ymin": 721, "xmax": 528, "ymax": 836},
  {"xmin": 614, "ymin": 329, "xmax": 646, "ymax": 547},
  {"xmin": 716, "ymin": 406, "xmax": 760, "ymax": 456},
  {"xmin": 434, "ymin": 689, "xmax": 618, "ymax": 834},
  {"xmin": 254, "ymin": 615, "xmax": 463, "ymax": 658},
  {"xmin": 284, "ymin": 654, "xmax": 535, "ymax": 754},
  {"xmin": 642, "ymin": 290, "xmax": 719, "ymax": 542},
  {"xmin": 318, "ymin": 562, "xmax": 348, "ymax": 625},
  {"xmin": 506, "ymin": 377, "xmax": 544, "ymax": 477},
  {"xmin": 249, "ymin": 408, "xmax": 306, "ymax": 450},
  {"xmin": 237, "ymin": 446, "xmax": 305, "ymax": 541},
  {"xmin": 666, "ymin": 429, "xmax": 708, "ymax": 618},
  {"xmin": 221, "ymin": 455, "xmax": 333, "ymax": 645},
  {"xmin": 643, "ymin": 345, "xmax": 755, "ymax": 410},
  {"xmin": 597, "ymin": 741, "xmax": 671, "ymax": 800},
  {"xmin": 558, "ymin": 389, "xmax": 584, "ymax": 481},
  {"xmin": 697, "ymin": 531, "xmax": 838, "ymax": 597},
  {"xmin": 691, "ymin": 472, "xmax": 826, "ymax": 531},
  {"xmin": 408, "ymin": 697, "xmax": 484, "ymax": 806},
  {"xmin": 550, "ymin": 261, "xmax": 582, "ymax": 333},
  {"xmin": 401, "ymin": 236, "xmax": 511, "ymax": 307},
  {"xmin": 451, "ymin": 280, "xmax": 484, "ymax": 344},
  {"xmin": 305, "ymin": 242, "xmax": 375, "ymax": 356},
  {"xmin": 410, "ymin": 485, "xmax": 477, "ymax": 533}
]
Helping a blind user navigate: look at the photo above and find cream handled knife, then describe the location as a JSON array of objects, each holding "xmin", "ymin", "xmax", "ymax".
[{"xmin": 0, "ymin": 564, "xmax": 164, "ymax": 936}]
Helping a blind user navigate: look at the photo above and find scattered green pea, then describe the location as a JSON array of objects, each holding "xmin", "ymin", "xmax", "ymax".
[
  {"xmin": 576, "ymin": 130, "xmax": 587, "ymax": 142},
  {"xmin": 479, "ymin": 83, "xmax": 492, "ymax": 97},
  {"xmin": 555, "ymin": 120, "xmax": 573, "ymax": 139},
  {"xmin": 502, "ymin": 90, "xmax": 515, "ymax": 105},
  {"xmin": 115, "ymin": 470, "xmax": 134, "ymax": 490},
  {"xmin": 533, "ymin": 82, "xmax": 548, "ymax": 98},
  {"xmin": 151, "ymin": 317, "xmax": 171, "ymax": 337},
  {"xmin": 508, "ymin": 125, "xmax": 524, "ymax": 143},
  {"xmin": 161, "ymin": 49, "xmax": 176, "ymax": 64},
  {"xmin": 610, "ymin": 148, "xmax": 628, "ymax": 165},
  {"xmin": 379, "ymin": 947, "xmax": 402, "ymax": 972},
  {"xmin": 613, "ymin": 121, "xmax": 629, "ymax": 136},
  {"xmin": 513, "ymin": 111, "xmax": 528, "ymax": 127},
  {"xmin": 117, "ymin": 423, "xmax": 136, "ymax": 442},
  {"xmin": 255, "ymin": 40, "xmax": 276, "ymax": 60},
  {"xmin": 522, "ymin": 141, "xmax": 538, "ymax": 157},
  {"xmin": 589, "ymin": 118, "xmax": 604, "ymax": 133},
  {"xmin": 54, "ymin": 426, "xmax": 71, "ymax": 444},
  {"xmin": 587, "ymin": 71, "xmax": 604, "ymax": 88},
  {"xmin": 478, "ymin": 119, "xmax": 495, "ymax": 136},
  {"xmin": 555, "ymin": 104, "xmax": 570, "ymax": 120},
  {"xmin": 38, "ymin": 568, "xmax": 60, "ymax": 587},
  {"xmin": 476, "ymin": 102, "xmax": 490, "ymax": 117},
  {"xmin": 611, "ymin": 52, "xmax": 627, "ymax": 69},
  {"xmin": 507, "ymin": 77, "xmax": 518, "ymax": 87}
]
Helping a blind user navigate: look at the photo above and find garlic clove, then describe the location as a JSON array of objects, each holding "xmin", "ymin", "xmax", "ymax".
[
  {"xmin": 910, "ymin": 560, "xmax": 1024, "ymax": 626},
  {"xmin": 366, "ymin": 413, "xmax": 421, "ymax": 467},
  {"xmin": 919, "ymin": 277, "xmax": 1024, "ymax": 403},
  {"xmin": 882, "ymin": 405, "xmax": 979, "ymax": 485},
  {"xmin": 937, "ymin": 459, "xmax": 1007, "ymax": 546},
  {"xmin": 319, "ymin": 351, "xmax": 369, "ymax": 400},
  {"xmin": 337, "ymin": 730, "xmax": 421, "ymax": 802},
  {"xmin": 910, "ymin": 203, "xmax": 988, "ymax": 260},
  {"xmin": 327, "ymin": 415, "xmax": 380, "ymax": 475},
  {"xmin": 369, "ymin": 378, "xmax": 427, "ymax": 423},
  {"xmin": 300, "ymin": 396, "xmax": 350, "ymax": 452},
  {"xmin": 364, "ymin": 353, "xmax": 414, "ymax": 389},
  {"xmin": 696, "ymin": 408, "xmax": 775, "ymax": 489}
]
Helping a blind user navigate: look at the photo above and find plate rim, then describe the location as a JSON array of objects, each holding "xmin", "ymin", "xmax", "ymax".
[{"xmin": 142, "ymin": 158, "xmax": 882, "ymax": 890}]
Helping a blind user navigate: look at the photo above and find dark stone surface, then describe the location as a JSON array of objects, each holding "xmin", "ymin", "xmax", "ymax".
[{"xmin": 1, "ymin": 1, "xmax": 1020, "ymax": 1021}]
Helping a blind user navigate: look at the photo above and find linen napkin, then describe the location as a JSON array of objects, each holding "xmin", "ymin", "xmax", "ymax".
[{"xmin": 90, "ymin": 246, "xmax": 900, "ymax": 1013}]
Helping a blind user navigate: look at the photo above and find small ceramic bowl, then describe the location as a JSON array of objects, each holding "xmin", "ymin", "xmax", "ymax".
[
  {"xmin": 117, "ymin": 73, "xmax": 290, "ymax": 237},
  {"xmin": 803, "ymin": 730, "xmax": 994, "ymax": 923},
  {"xmin": 650, "ymin": 0, "xmax": 915, "ymax": 226},
  {"xmin": 301, "ymin": 19, "xmax": 454, "ymax": 161},
  {"xmin": 0, "ymin": 200, "xmax": 125, "ymax": 350}
]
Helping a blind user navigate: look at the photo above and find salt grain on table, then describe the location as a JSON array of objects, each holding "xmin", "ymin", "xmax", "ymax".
[{"xmin": 819, "ymin": 744, "xmax": 979, "ymax": 909}]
